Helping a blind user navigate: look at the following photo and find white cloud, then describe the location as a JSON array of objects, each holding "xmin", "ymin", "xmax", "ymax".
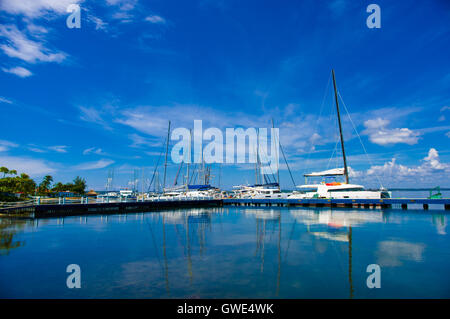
[
  {"xmin": 423, "ymin": 148, "xmax": 446, "ymax": 170},
  {"xmin": 128, "ymin": 134, "xmax": 160, "ymax": 148},
  {"xmin": 145, "ymin": 15, "xmax": 166, "ymax": 24},
  {"xmin": 364, "ymin": 148, "xmax": 449, "ymax": 180},
  {"xmin": 0, "ymin": 25, "xmax": 66, "ymax": 63},
  {"xmin": 26, "ymin": 23, "xmax": 49, "ymax": 36},
  {"xmin": 87, "ymin": 15, "xmax": 108, "ymax": 31},
  {"xmin": 0, "ymin": 96, "xmax": 13, "ymax": 104},
  {"xmin": 2, "ymin": 66, "xmax": 33, "ymax": 77},
  {"xmin": 446, "ymin": 131, "xmax": 450, "ymax": 138},
  {"xmin": 106, "ymin": 0, "xmax": 137, "ymax": 10},
  {"xmin": 79, "ymin": 105, "xmax": 112, "ymax": 130},
  {"xmin": 0, "ymin": 140, "xmax": 19, "ymax": 152},
  {"xmin": 363, "ymin": 118, "xmax": 420, "ymax": 146},
  {"xmin": 48, "ymin": 145, "xmax": 68, "ymax": 153},
  {"xmin": 112, "ymin": 11, "xmax": 133, "ymax": 22},
  {"xmin": 28, "ymin": 146, "xmax": 47, "ymax": 153},
  {"xmin": 0, "ymin": 0, "xmax": 82, "ymax": 18},
  {"xmin": 73, "ymin": 159, "xmax": 115, "ymax": 170},
  {"xmin": 117, "ymin": 108, "xmax": 169, "ymax": 136},
  {"xmin": 83, "ymin": 147, "xmax": 107, "ymax": 155},
  {"xmin": 107, "ymin": 0, "xmax": 137, "ymax": 22},
  {"xmin": 0, "ymin": 155, "xmax": 56, "ymax": 176}
]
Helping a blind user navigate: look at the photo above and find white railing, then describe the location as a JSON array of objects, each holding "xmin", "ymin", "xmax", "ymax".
[
  {"xmin": 0, "ymin": 199, "xmax": 35, "ymax": 209},
  {"xmin": 0, "ymin": 195, "xmax": 217, "ymax": 208}
]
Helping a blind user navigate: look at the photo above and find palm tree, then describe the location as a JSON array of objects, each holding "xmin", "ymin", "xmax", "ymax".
[
  {"xmin": 39, "ymin": 175, "xmax": 53, "ymax": 194},
  {"xmin": 0, "ymin": 167, "xmax": 9, "ymax": 178}
]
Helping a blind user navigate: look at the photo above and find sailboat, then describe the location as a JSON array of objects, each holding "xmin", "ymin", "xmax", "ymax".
[
  {"xmin": 288, "ymin": 70, "xmax": 391, "ymax": 200},
  {"xmin": 156, "ymin": 123, "xmax": 222, "ymax": 199},
  {"xmin": 232, "ymin": 123, "xmax": 288, "ymax": 199}
]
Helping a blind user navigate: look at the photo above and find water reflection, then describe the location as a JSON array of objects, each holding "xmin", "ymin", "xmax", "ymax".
[
  {"xmin": 146, "ymin": 209, "xmax": 216, "ymax": 297},
  {"xmin": 432, "ymin": 214, "xmax": 447, "ymax": 235},
  {"xmin": 0, "ymin": 207, "xmax": 448, "ymax": 298},
  {"xmin": 0, "ymin": 218, "xmax": 30, "ymax": 255},
  {"xmin": 376, "ymin": 240, "xmax": 426, "ymax": 267}
]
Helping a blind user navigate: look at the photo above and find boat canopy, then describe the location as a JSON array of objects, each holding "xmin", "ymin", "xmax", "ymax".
[
  {"xmin": 187, "ymin": 184, "xmax": 212, "ymax": 190},
  {"xmin": 304, "ymin": 168, "xmax": 345, "ymax": 177}
]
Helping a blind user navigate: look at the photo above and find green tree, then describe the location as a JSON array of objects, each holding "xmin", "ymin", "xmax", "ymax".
[
  {"xmin": 0, "ymin": 167, "xmax": 9, "ymax": 178},
  {"xmin": 0, "ymin": 171, "xmax": 36, "ymax": 201},
  {"xmin": 72, "ymin": 176, "xmax": 86, "ymax": 195},
  {"xmin": 15, "ymin": 174, "xmax": 36, "ymax": 198},
  {"xmin": 38, "ymin": 175, "xmax": 53, "ymax": 195},
  {"xmin": 51, "ymin": 182, "xmax": 65, "ymax": 192}
]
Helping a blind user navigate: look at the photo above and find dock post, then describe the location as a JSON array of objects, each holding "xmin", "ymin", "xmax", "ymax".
[
  {"xmin": 445, "ymin": 204, "xmax": 450, "ymax": 210},
  {"xmin": 401, "ymin": 203, "xmax": 407, "ymax": 210},
  {"xmin": 423, "ymin": 204, "xmax": 429, "ymax": 210}
]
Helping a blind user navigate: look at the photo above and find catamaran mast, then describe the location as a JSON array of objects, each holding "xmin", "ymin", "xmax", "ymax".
[{"xmin": 332, "ymin": 69, "xmax": 349, "ymax": 184}]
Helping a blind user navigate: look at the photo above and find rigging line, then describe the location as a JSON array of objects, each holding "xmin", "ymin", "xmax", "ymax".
[
  {"xmin": 283, "ymin": 219, "xmax": 297, "ymax": 260},
  {"xmin": 279, "ymin": 140, "xmax": 296, "ymax": 187},
  {"xmin": 304, "ymin": 71, "xmax": 332, "ymax": 174},
  {"xmin": 174, "ymin": 161, "xmax": 184, "ymax": 186},
  {"xmin": 188, "ymin": 163, "xmax": 197, "ymax": 185},
  {"xmin": 145, "ymin": 220, "xmax": 164, "ymax": 272},
  {"xmin": 148, "ymin": 136, "xmax": 167, "ymax": 192},
  {"xmin": 326, "ymin": 137, "xmax": 340, "ymax": 170},
  {"xmin": 257, "ymin": 132, "xmax": 277, "ymax": 184},
  {"xmin": 338, "ymin": 91, "xmax": 384, "ymax": 189}
]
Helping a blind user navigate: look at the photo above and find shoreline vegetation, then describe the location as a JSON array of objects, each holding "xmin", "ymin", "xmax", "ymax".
[{"xmin": 0, "ymin": 166, "xmax": 86, "ymax": 202}]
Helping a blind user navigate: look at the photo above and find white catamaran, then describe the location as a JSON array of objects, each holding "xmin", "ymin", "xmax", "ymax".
[
  {"xmin": 288, "ymin": 70, "xmax": 391, "ymax": 200},
  {"xmin": 233, "ymin": 183, "xmax": 287, "ymax": 199}
]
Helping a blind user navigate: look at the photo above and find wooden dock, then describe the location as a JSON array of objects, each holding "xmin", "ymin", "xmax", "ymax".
[
  {"xmin": 223, "ymin": 198, "xmax": 450, "ymax": 210},
  {"xmin": 1, "ymin": 197, "xmax": 449, "ymax": 219},
  {"xmin": 0, "ymin": 198, "xmax": 222, "ymax": 218}
]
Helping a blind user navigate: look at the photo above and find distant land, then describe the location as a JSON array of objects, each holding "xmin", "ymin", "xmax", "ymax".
[{"xmin": 388, "ymin": 188, "xmax": 450, "ymax": 191}]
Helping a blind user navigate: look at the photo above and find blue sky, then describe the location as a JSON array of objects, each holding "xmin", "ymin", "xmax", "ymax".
[{"xmin": 0, "ymin": 0, "xmax": 449, "ymax": 190}]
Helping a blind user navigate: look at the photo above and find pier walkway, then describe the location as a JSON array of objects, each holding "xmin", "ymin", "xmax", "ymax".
[
  {"xmin": 223, "ymin": 198, "xmax": 450, "ymax": 210},
  {"xmin": 0, "ymin": 197, "xmax": 449, "ymax": 218},
  {"xmin": 0, "ymin": 197, "xmax": 221, "ymax": 218}
]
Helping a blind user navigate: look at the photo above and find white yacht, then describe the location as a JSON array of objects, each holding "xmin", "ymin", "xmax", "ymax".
[
  {"xmin": 97, "ymin": 191, "xmax": 119, "ymax": 198},
  {"xmin": 288, "ymin": 70, "xmax": 390, "ymax": 200},
  {"xmin": 288, "ymin": 168, "xmax": 390, "ymax": 199},
  {"xmin": 119, "ymin": 189, "xmax": 134, "ymax": 198}
]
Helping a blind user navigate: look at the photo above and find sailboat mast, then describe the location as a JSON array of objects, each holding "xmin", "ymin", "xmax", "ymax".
[
  {"xmin": 163, "ymin": 121, "xmax": 171, "ymax": 191},
  {"xmin": 332, "ymin": 69, "xmax": 349, "ymax": 184},
  {"xmin": 272, "ymin": 118, "xmax": 280, "ymax": 189},
  {"xmin": 186, "ymin": 129, "xmax": 192, "ymax": 187},
  {"xmin": 255, "ymin": 129, "xmax": 258, "ymax": 185}
]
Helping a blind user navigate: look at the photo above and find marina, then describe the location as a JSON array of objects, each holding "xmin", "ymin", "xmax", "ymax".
[{"xmin": 1, "ymin": 0, "xmax": 449, "ymax": 305}]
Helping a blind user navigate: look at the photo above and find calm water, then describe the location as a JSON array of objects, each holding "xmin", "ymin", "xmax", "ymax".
[{"xmin": 0, "ymin": 206, "xmax": 449, "ymax": 299}]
